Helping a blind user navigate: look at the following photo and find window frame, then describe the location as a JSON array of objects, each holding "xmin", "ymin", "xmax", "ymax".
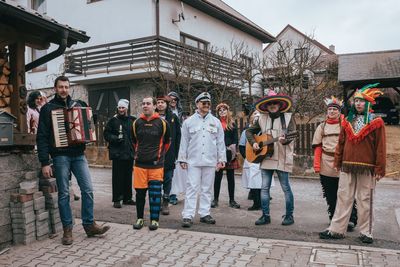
[
  {"xmin": 180, "ymin": 33, "xmax": 209, "ymax": 51},
  {"xmin": 30, "ymin": 0, "xmax": 47, "ymax": 72}
]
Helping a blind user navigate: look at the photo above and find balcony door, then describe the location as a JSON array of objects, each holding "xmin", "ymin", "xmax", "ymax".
[{"xmin": 89, "ymin": 87, "xmax": 130, "ymax": 123}]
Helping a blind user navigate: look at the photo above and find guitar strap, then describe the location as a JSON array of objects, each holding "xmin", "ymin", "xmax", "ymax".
[{"xmin": 280, "ymin": 113, "xmax": 287, "ymax": 134}]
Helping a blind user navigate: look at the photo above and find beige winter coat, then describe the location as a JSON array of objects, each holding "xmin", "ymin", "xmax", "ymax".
[{"xmin": 246, "ymin": 113, "xmax": 295, "ymax": 173}]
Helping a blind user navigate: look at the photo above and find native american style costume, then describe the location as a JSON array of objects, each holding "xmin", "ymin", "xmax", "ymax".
[
  {"xmin": 320, "ymin": 84, "xmax": 386, "ymax": 243},
  {"xmin": 312, "ymin": 96, "xmax": 357, "ymax": 228}
]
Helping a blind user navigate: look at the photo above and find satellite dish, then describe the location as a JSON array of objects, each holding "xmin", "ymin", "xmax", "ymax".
[{"xmin": 180, "ymin": 2, "xmax": 185, "ymax": 20}]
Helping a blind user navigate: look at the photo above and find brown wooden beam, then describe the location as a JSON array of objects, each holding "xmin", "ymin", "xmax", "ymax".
[{"xmin": 9, "ymin": 41, "xmax": 27, "ymax": 133}]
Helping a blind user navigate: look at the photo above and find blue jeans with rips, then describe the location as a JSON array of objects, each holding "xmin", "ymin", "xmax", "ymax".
[
  {"xmin": 260, "ymin": 169, "xmax": 294, "ymax": 217},
  {"xmin": 53, "ymin": 155, "xmax": 94, "ymax": 228}
]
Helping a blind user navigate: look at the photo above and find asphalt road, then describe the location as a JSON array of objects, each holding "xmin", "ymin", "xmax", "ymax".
[{"xmin": 71, "ymin": 167, "xmax": 400, "ymax": 250}]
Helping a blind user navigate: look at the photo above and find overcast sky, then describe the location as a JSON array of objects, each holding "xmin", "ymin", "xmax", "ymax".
[{"xmin": 223, "ymin": 0, "xmax": 400, "ymax": 54}]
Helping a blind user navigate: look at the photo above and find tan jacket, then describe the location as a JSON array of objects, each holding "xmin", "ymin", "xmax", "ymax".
[
  {"xmin": 312, "ymin": 121, "xmax": 341, "ymax": 177},
  {"xmin": 246, "ymin": 113, "xmax": 295, "ymax": 173}
]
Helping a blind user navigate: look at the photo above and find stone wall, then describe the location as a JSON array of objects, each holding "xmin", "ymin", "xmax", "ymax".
[{"xmin": 0, "ymin": 151, "xmax": 40, "ymax": 250}]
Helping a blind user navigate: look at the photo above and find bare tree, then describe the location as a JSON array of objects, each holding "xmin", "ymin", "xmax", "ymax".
[{"xmin": 260, "ymin": 34, "xmax": 341, "ymax": 121}]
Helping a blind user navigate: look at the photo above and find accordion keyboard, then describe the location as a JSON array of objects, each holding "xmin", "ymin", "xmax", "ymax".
[{"xmin": 51, "ymin": 109, "xmax": 68, "ymax": 148}]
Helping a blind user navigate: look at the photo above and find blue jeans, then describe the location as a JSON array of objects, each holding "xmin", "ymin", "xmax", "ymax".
[
  {"xmin": 162, "ymin": 169, "xmax": 174, "ymax": 199},
  {"xmin": 260, "ymin": 169, "xmax": 294, "ymax": 217},
  {"xmin": 53, "ymin": 155, "xmax": 94, "ymax": 228}
]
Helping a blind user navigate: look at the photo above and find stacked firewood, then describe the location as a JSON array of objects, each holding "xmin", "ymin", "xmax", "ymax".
[{"xmin": 0, "ymin": 48, "xmax": 13, "ymax": 113}]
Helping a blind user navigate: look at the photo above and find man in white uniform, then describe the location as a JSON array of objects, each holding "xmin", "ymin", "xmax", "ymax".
[{"xmin": 178, "ymin": 92, "xmax": 226, "ymax": 228}]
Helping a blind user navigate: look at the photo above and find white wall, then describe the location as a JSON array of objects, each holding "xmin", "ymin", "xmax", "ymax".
[
  {"xmin": 160, "ymin": 0, "xmax": 262, "ymax": 57},
  {"xmin": 23, "ymin": 0, "xmax": 265, "ymax": 89}
]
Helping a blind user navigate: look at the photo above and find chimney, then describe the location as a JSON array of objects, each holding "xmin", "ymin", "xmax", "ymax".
[{"xmin": 329, "ymin": 45, "xmax": 335, "ymax": 53}]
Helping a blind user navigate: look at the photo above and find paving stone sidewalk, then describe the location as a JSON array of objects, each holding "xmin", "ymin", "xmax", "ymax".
[{"xmin": 0, "ymin": 220, "xmax": 399, "ymax": 267}]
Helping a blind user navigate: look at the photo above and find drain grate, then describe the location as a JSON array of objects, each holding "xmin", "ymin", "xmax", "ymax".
[{"xmin": 310, "ymin": 248, "xmax": 362, "ymax": 266}]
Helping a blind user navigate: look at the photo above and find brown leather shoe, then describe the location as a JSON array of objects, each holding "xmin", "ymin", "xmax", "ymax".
[
  {"xmin": 83, "ymin": 222, "xmax": 110, "ymax": 237},
  {"xmin": 62, "ymin": 227, "xmax": 73, "ymax": 245}
]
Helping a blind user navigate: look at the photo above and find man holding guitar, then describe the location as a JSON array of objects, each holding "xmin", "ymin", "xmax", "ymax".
[{"xmin": 246, "ymin": 90, "xmax": 296, "ymax": 226}]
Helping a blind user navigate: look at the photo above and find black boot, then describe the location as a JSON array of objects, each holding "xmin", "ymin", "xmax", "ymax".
[
  {"xmin": 255, "ymin": 215, "xmax": 271, "ymax": 225},
  {"xmin": 162, "ymin": 197, "xmax": 170, "ymax": 215}
]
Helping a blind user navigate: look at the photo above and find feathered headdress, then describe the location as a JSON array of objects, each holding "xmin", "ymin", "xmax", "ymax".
[
  {"xmin": 353, "ymin": 83, "xmax": 383, "ymax": 104},
  {"xmin": 348, "ymin": 83, "xmax": 384, "ymax": 124},
  {"xmin": 323, "ymin": 96, "xmax": 343, "ymax": 110}
]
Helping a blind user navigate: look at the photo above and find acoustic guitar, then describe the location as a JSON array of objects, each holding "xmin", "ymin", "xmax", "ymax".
[{"xmin": 245, "ymin": 131, "xmax": 298, "ymax": 163}]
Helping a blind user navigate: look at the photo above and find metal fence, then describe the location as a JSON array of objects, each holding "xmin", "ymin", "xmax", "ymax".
[{"xmin": 92, "ymin": 116, "xmax": 319, "ymax": 156}]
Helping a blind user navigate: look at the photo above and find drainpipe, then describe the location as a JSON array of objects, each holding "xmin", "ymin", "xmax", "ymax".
[
  {"xmin": 25, "ymin": 30, "xmax": 69, "ymax": 72},
  {"xmin": 156, "ymin": 0, "xmax": 160, "ymax": 67}
]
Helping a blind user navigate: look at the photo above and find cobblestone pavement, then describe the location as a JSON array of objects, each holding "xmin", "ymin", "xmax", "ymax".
[{"xmin": 1, "ymin": 220, "xmax": 399, "ymax": 267}]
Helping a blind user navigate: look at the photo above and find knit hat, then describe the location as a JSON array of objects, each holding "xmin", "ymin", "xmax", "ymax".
[
  {"xmin": 117, "ymin": 99, "xmax": 129, "ymax": 109},
  {"xmin": 324, "ymin": 96, "xmax": 343, "ymax": 110},
  {"xmin": 156, "ymin": 95, "xmax": 171, "ymax": 102},
  {"xmin": 168, "ymin": 91, "xmax": 180, "ymax": 101}
]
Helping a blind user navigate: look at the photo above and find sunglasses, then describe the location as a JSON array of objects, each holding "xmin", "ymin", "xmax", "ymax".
[
  {"xmin": 267, "ymin": 101, "xmax": 280, "ymax": 105},
  {"xmin": 200, "ymin": 102, "xmax": 211, "ymax": 106},
  {"xmin": 170, "ymin": 98, "xmax": 177, "ymax": 102}
]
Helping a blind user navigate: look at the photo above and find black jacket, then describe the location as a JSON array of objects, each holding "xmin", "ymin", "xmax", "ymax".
[
  {"xmin": 223, "ymin": 123, "xmax": 238, "ymax": 162},
  {"xmin": 104, "ymin": 114, "xmax": 136, "ymax": 160},
  {"xmin": 37, "ymin": 95, "xmax": 86, "ymax": 167},
  {"xmin": 162, "ymin": 110, "xmax": 181, "ymax": 170}
]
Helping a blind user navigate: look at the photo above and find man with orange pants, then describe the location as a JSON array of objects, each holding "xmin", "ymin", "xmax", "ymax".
[{"xmin": 132, "ymin": 96, "xmax": 170, "ymax": 231}]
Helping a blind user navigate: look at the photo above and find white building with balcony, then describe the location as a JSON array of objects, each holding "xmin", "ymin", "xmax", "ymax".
[{"xmin": 19, "ymin": 0, "xmax": 275, "ymax": 118}]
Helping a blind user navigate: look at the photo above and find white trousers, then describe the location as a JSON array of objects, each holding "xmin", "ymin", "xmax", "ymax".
[{"xmin": 182, "ymin": 166, "xmax": 215, "ymax": 219}]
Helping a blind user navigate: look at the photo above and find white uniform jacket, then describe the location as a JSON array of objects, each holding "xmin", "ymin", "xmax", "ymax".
[{"xmin": 178, "ymin": 111, "xmax": 226, "ymax": 167}]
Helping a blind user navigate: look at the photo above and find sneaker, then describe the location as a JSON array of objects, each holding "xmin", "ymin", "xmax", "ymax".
[
  {"xmin": 169, "ymin": 195, "xmax": 178, "ymax": 205},
  {"xmin": 113, "ymin": 202, "xmax": 122, "ymax": 208},
  {"xmin": 255, "ymin": 215, "xmax": 271, "ymax": 225},
  {"xmin": 182, "ymin": 218, "xmax": 193, "ymax": 228},
  {"xmin": 347, "ymin": 221, "xmax": 355, "ymax": 232},
  {"xmin": 148, "ymin": 220, "xmax": 159, "ymax": 231},
  {"xmin": 200, "ymin": 215, "xmax": 216, "ymax": 224},
  {"xmin": 359, "ymin": 234, "xmax": 373, "ymax": 244},
  {"xmin": 282, "ymin": 215, "xmax": 294, "ymax": 226},
  {"xmin": 83, "ymin": 222, "xmax": 110, "ymax": 237},
  {"xmin": 133, "ymin": 218, "xmax": 144, "ymax": 230},
  {"xmin": 229, "ymin": 200, "xmax": 241, "ymax": 209},
  {"xmin": 319, "ymin": 230, "xmax": 345, "ymax": 240},
  {"xmin": 211, "ymin": 199, "xmax": 218, "ymax": 208},
  {"xmin": 123, "ymin": 199, "xmax": 136, "ymax": 205}
]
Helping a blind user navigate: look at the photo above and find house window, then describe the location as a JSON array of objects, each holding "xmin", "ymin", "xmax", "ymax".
[
  {"xmin": 277, "ymin": 50, "xmax": 284, "ymax": 64},
  {"xmin": 31, "ymin": 0, "xmax": 47, "ymax": 72},
  {"xmin": 180, "ymin": 33, "xmax": 208, "ymax": 50},
  {"xmin": 294, "ymin": 48, "xmax": 307, "ymax": 63}
]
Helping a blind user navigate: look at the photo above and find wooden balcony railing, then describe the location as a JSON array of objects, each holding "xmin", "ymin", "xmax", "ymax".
[{"xmin": 64, "ymin": 36, "xmax": 243, "ymax": 80}]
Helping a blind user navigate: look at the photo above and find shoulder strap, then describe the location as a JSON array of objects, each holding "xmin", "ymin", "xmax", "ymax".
[
  {"xmin": 161, "ymin": 118, "xmax": 167, "ymax": 137},
  {"xmin": 132, "ymin": 119, "xmax": 137, "ymax": 139},
  {"xmin": 280, "ymin": 113, "xmax": 287, "ymax": 133}
]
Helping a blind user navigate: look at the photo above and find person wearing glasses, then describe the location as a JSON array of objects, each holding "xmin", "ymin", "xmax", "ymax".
[
  {"xmin": 167, "ymin": 91, "xmax": 183, "ymax": 122},
  {"xmin": 178, "ymin": 92, "xmax": 226, "ymax": 228}
]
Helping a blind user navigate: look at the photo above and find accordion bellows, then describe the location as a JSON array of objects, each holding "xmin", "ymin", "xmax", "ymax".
[{"xmin": 51, "ymin": 107, "xmax": 97, "ymax": 148}]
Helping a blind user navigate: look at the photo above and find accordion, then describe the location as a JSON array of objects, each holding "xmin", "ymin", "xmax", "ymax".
[{"xmin": 51, "ymin": 107, "xmax": 97, "ymax": 148}]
